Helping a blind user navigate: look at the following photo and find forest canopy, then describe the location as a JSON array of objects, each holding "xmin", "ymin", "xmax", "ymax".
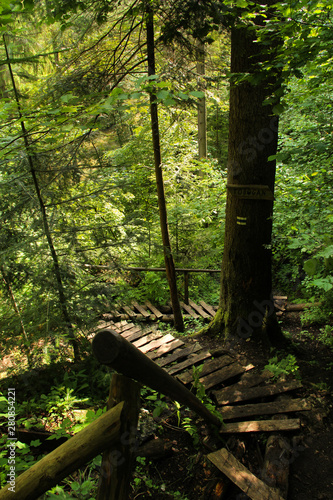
[{"xmin": 0, "ymin": 0, "xmax": 332, "ymax": 364}]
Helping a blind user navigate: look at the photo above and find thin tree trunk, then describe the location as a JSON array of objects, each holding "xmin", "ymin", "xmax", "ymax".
[
  {"xmin": 196, "ymin": 40, "xmax": 207, "ymax": 159},
  {"xmin": 1, "ymin": 265, "xmax": 32, "ymax": 367},
  {"xmin": 146, "ymin": 8, "xmax": 184, "ymax": 332},
  {"xmin": 4, "ymin": 35, "xmax": 80, "ymax": 361}
]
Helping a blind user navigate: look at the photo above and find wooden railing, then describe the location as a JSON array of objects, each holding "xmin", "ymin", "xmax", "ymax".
[
  {"xmin": 85, "ymin": 264, "xmax": 220, "ymax": 304},
  {"xmin": 0, "ymin": 329, "xmax": 221, "ymax": 500}
]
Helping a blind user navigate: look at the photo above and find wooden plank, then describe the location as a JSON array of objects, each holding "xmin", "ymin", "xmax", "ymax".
[
  {"xmin": 145, "ymin": 301, "xmax": 163, "ymax": 319},
  {"xmin": 139, "ymin": 333, "xmax": 175, "ymax": 354},
  {"xmin": 125, "ymin": 329, "xmax": 150, "ymax": 343},
  {"xmin": 200, "ymin": 363, "xmax": 254, "ymax": 391},
  {"xmin": 236, "ymin": 370, "xmax": 274, "ymax": 387},
  {"xmin": 180, "ymin": 301, "xmax": 200, "ymax": 319},
  {"xmin": 133, "ymin": 332, "xmax": 163, "ymax": 348},
  {"xmin": 199, "ymin": 300, "xmax": 216, "ymax": 317},
  {"xmin": 122, "ymin": 305, "xmax": 137, "ymax": 318},
  {"xmin": 221, "ymin": 398, "xmax": 311, "ymax": 421},
  {"xmin": 215, "ymin": 380, "xmax": 303, "ymax": 406},
  {"xmin": 118, "ymin": 322, "xmax": 135, "ymax": 333},
  {"xmin": 148, "ymin": 339, "xmax": 184, "ymax": 360},
  {"xmin": 132, "ymin": 301, "xmax": 151, "ymax": 318},
  {"xmin": 121, "ymin": 326, "xmax": 142, "ymax": 339},
  {"xmin": 207, "ymin": 448, "xmax": 284, "ymax": 500},
  {"xmin": 188, "ymin": 299, "xmax": 210, "ymax": 319},
  {"xmin": 157, "ymin": 343, "xmax": 202, "ymax": 367},
  {"xmin": 178, "ymin": 355, "xmax": 235, "ymax": 385},
  {"xmin": 167, "ymin": 351, "xmax": 212, "ymax": 376},
  {"xmin": 220, "ymin": 418, "xmax": 300, "ymax": 433}
]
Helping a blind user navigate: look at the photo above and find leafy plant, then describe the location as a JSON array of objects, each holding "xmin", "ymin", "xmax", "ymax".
[{"xmin": 264, "ymin": 354, "xmax": 300, "ymax": 380}]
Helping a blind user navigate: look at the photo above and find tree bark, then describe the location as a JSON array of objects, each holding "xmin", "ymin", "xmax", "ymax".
[
  {"xmin": 146, "ymin": 7, "xmax": 184, "ymax": 332},
  {"xmin": 196, "ymin": 40, "xmax": 207, "ymax": 158},
  {"xmin": 204, "ymin": 4, "xmax": 286, "ymax": 345}
]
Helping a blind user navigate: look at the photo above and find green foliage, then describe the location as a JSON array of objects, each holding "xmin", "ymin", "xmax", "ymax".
[{"xmin": 264, "ymin": 354, "xmax": 300, "ymax": 380}]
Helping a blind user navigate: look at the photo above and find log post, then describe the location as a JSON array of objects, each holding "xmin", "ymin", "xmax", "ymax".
[
  {"xmin": 261, "ymin": 433, "xmax": 291, "ymax": 498},
  {"xmin": 0, "ymin": 403, "xmax": 124, "ymax": 500},
  {"xmin": 92, "ymin": 329, "xmax": 221, "ymax": 428},
  {"xmin": 184, "ymin": 271, "xmax": 189, "ymax": 304},
  {"xmin": 97, "ymin": 374, "xmax": 141, "ymax": 500}
]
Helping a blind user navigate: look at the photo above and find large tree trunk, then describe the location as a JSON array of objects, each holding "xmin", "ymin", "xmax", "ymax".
[
  {"xmin": 206, "ymin": 6, "xmax": 285, "ymax": 345},
  {"xmin": 146, "ymin": 7, "xmax": 184, "ymax": 332}
]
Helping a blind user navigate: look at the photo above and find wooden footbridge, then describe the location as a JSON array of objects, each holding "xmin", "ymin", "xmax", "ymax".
[
  {"xmin": 104, "ymin": 295, "xmax": 289, "ymax": 323},
  {"xmin": 100, "ymin": 318, "xmax": 310, "ymax": 433}
]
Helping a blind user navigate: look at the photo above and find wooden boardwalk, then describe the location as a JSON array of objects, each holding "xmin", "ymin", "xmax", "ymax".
[
  {"xmin": 102, "ymin": 319, "xmax": 310, "ymax": 434},
  {"xmin": 104, "ymin": 296, "xmax": 288, "ymax": 323}
]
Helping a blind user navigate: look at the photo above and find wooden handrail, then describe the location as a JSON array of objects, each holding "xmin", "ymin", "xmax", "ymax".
[
  {"xmin": 92, "ymin": 329, "xmax": 221, "ymax": 428},
  {"xmin": 0, "ymin": 402, "xmax": 124, "ymax": 500},
  {"xmin": 84, "ymin": 264, "xmax": 220, "ymax": 273}
]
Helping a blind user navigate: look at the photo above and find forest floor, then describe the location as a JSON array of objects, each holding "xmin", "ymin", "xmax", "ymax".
[{"xmin": 133, "ymin": 312, "xmax": 333, "ymax": 500}]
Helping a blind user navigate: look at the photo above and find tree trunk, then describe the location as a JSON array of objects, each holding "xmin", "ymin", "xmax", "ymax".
[
  {"xmin": 1, "ymin": 265, "xmax": 32, "ymax": 366},
  {"xmin": 196, "ymin": 40, "xmax": 207, "ymax": 158},
  {"xmin": 4, "ymin": 36, "xmax": 80, "ymax": 361},
  {"xmin": 205, "ymin": 6, "xmax": 285, "ymax": 345},
  {"xmin": 146, "ymin": 7, "xmax": 184, "ymax": 332}
]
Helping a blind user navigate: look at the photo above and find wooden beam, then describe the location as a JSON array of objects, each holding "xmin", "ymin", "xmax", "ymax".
[
  {"xmin": 215, "ymin": 380, "xmax": 303, "ymax": 406},
  {"xmin": 178, "ymin": 355, "xmax": 235, "ymax": 385},
  {"xmin": 147, "ymin": 338, "xmax": 184, "ymax": 360},
  {"xmin": 199, "ymin": 300, "xmax": 216, "ymax": 317},
  {"xmin": 221, "ymin": 398, "xmax": 311, "ymax": 421},
  {"xmin": 180, "ymin": 301, "xmax": 200, "ymax": 319},
  {"xmin": 156, "ymin": 343, "xmax": 202, "ymax": 367},
  {"xmin": 132, "ymin": 332, "xmax": 163, "ymax": 348},
  {"xmin": 132, "ymin": 301, "xmax": 151, "ymax": 318},
  {"xmin": 207, "ymin": 448, "xmax": 285, "ymax": 500},
  {"xmin": 220, "ymin": 419, "xmax": 300, "ymax": 433},
  {"xmin": 92, "ymin": 329, "xmax": 221, "ymax": 427},
  {"xmin": 97, "ymin": 375, "xmax": 140, "ymax": 500},
  {"xmin": 145, "ymin": 301, "xmax": 163, "ymax": 319},
  {"xmin": 167, "ymin": 350, "xmax": 212, "ymax": 376},
  {"xmin": 0, "ymin": 403, "xmax": 124, "ymax": 500},
  {"xmin": 122, "ymin": 305, "xmax": 137, "ymax": 318},
  {"xmin": 200, "ymin": 363, "xmax": 254, "ymax": 391},
  {"xmin": 139, "ymin": 333, "xmax": 175, "ymax": 354},
  {"xmin": 188, "ymin": 299, "xmax": 211, "ymax": 319}
]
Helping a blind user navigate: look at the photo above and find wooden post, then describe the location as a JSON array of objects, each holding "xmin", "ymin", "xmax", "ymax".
[
  {"xmin": 0, "ymin": 403, "xmax": 124, "ymax": 500},
  {"xmin": 92, "ymin": 329, "xmax": 221, "ymax": 427},
  {"xmin": 184, "ymin": 270, "xmax": 189, "ymax": 304},
  {"xmin": 97, "ymin": 374, "xmax": 141, "ymax": 500}
]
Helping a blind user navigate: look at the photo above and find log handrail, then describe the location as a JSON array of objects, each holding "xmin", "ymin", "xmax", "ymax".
[
  {"xmin": 0, "ymin": 402, "xmax": 124, "ymax": 500},
  {"xmin": 92, "ymin": 329, "xmax": 221, "ymax": 428}
]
